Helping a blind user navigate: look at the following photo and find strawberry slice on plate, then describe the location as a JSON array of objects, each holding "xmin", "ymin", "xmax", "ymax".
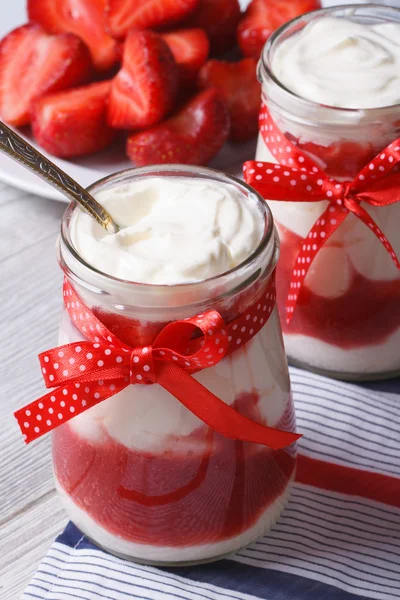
[
  {"xmin": 108, "ymin": 30, "xmax": 179, "ymax": 130},
  {"xmin": 28, "ymin": 0, "xmax": 120, "ymax": 71},
  {"xmin": 106, "ymin": 0, "xmax": 199, "ymax": 39},
  {"xmin": 183, "ymin": 0, "xmax": 241, "ymax": 55},
  {"xmin": 127, "ymin": 88, "xmax": 230, "ymax": 166},
  {"xmin": 198, "ymin": 58, "xmax": 260, "ymax": 142},
  {"xmin": 161, "ymin": 29, "xmax": 209, "ymax": 86},
  {"xmin": 238, "ymin": 0, "xmax": 321, "ymax": 59},
  {"xmin": 32, "ymin": 81, "xmax": 115, "ymax": 158},
  {"xmin": 0, "ymin": 24, "xmax": 92, "ymax": 127}
]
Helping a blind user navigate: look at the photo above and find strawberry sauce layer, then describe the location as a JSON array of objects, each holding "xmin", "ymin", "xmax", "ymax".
[
  {"xmin": 278, "ymin": 224, "xmax": 400, "ymax": 348},
  {"xmin": 53, "ymin": 392, "xmax": 296, "ymax": 547}
]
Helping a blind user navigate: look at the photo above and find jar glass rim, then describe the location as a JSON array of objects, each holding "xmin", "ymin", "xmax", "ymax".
[
  {"xmin": 59, "ymin": 164, "xmax": 276, "ymax": 299},
  {"xmin": 260, "ymin": 3, "xmax": 400, "ymax": 114}
]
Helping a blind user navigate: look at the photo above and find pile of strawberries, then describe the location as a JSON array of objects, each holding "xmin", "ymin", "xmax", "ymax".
[{"xmin": 0, "ymin": 0, "xmax": 320, "ymax": 166}]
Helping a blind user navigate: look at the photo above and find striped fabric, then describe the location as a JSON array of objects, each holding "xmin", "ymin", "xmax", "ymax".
[{"xmin": 23, "ymin": 367, "xmax": 400, "ymax": 600}]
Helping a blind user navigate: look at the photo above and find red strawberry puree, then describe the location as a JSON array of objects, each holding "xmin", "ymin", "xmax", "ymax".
[
  {"xmin": 53, "ymin": 309, "xmax": 296, "ymax": 563},
  {"xmin": 53, "ymin": 391, "xmax": 295, "ymax": 553}
]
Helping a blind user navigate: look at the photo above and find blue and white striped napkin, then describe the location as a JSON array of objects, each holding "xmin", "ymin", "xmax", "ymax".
[{"xmin": 22, "ymin": 367, "xmax": 400, "ymax": 600}]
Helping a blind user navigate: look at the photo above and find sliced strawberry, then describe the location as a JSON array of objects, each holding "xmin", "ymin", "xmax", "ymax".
[
  {"xmin": 183, "ymin": 0, "xmax": 241, "ymax": 55},
  {"xmin": 161, "ymin": 29, "xmax": 209, "ymax": 86},
  {"xmin": 198, "ymin": 58, "xmax": 260, "ymax": 142},
  {"xmin": 238, "ymin": 0, "xmax": 321, "ymax": 59},
  {"xmin": 31, "ymin": 81, "xmax": 115, "ymax": 158},
  {"xmin": 28, "ymin": 0, "xmax": 119, "ymax": 71},
  {"xmin": 106, "ymin": 0, "xmax": 199, "ymax": 39},
  {"xmin": 108, "ymin": 30, "xmax": 179, "ymax": 130},
  {"xmin": 0, "ymin": 24, "xmax": 92, "ymax": 127},
  {"xmin": 127, "ymin": 88, "xmax": 230, "ymax": 166}
]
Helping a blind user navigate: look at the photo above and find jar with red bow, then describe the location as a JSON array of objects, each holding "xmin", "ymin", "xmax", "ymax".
[
  {"xmin": 21, "ymin": 165, "xmax": 299, "ymax": 565},
  {"xmin": 246, "ymin": 4, "xmax": 400, "ymax": 380}
]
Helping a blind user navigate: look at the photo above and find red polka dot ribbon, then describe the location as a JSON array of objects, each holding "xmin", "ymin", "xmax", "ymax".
[
  {"xmin": 15, "ymin": 273, "xmax": 300, "ymax": 450},
  {"xmin": 244, "ymin": 104, "xmax": 400, "ymax": 323}
]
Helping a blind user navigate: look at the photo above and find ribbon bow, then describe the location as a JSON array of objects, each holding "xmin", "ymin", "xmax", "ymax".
[
  {"xmin": 15, "ymin": 276, "xmax": 300, "ymax": 450},
  {"xmin": 244, "ymin": 104, "xmax": 400, "ymax": 323}
]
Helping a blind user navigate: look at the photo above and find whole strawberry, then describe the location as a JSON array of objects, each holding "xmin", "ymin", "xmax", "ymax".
[
  {"xmin": 127, "ymin": 88, "xmax": 230, "ymax": 166},
  {"xmin": 198, "ymin": 58, "xmax": 261, "ymax": 142},
  {"xmin": 238, "ymin": 0, "xmax": 321, "ymax": 59},
  {"xmin": 183, "ymin": 0, "xmax": 241, "ymax": 55}
]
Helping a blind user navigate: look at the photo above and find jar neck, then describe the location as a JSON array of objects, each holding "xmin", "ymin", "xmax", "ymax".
[
  {"xmin": 258, "ymin": 3, "xmax": 400, "ymax": 129},
  {"xmin": 57, "ymin": 165, "xmax": 278, "ymax": 323}
]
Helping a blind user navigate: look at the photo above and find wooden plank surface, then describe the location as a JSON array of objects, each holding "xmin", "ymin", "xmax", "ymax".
[{"xmin": 0, "ymin": 184, "xmax": 66, "ymax": 600}]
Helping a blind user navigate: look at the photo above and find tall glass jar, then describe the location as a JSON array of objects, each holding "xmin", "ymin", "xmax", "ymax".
[
  {"xmin": 53, "ymin": 165, "xmax": 297, "ymax": 565},
  {"xmin": 255, "ymin": 4, "xmax": 400, "ymax": 380}
]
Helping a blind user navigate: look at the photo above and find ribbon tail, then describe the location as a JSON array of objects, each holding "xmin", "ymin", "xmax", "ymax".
[
  {"xmin": 156, "ymin": 363, "xmax": 300, "ymax": 451},
  {"xmin": 14, "ymin": 379, "xmax": 128, "ymax": 444},
  {"xmin": 347, "ymin": 198, "xmax": 400, "ymax": 270},
  {"xmin": 285, "ymin": 204, "xmax": 348, "ymax": 324}
]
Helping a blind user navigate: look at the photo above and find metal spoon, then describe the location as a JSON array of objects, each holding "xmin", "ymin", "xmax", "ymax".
[{"xmin": 0, "ymin": 120, "xmax": 120, "ymax": 234}]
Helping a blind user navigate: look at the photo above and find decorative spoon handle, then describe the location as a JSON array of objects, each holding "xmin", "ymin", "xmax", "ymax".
[{"xmin": 0, "ymin": 120, "xmax": 119, "ymax": 233}]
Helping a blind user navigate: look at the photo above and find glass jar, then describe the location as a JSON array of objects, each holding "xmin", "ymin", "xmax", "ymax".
[
  {"xmin": 255, "ymin": 4, "xmax": 400, "ymax": 380},
  {"xmin": 53, "ymin": 165, "xmax": 297, "ymax": 565}
]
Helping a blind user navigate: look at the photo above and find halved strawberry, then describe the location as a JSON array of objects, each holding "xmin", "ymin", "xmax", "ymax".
[
  {"xmin": 127, "ymin": 88, "xmax": 230, "ymax": 166},
  {"xmin": 108, "ymin": 30, "xmax": 179, "ymax": 130},
  {"xmin": 238, "ymin": 0, "xmax": 321, "ymax": 59},
  {"xmin": 28, "ymin": 0, "xmax": 120, "ymax": 71},
  {"xmin": 0, "ymin": 24, "xmax": 92, "ymax": 127},
  {"xmin": 183, "ymin": 0, "xmax": 241, "ymax": 55},
  {"xmin": 198, "ymin": 58, "xmax": 260, "ymax": 142},
  {"xmin": 161, "ymin": 29, "xmax": 209, "ymax": 86},
  {"xmin": 106, "ymin": 0, "xmax": 199, "ymax": 39},
  {"xmin": 31, "ymin": 81, "xmax": 115, "ymax": 157}
]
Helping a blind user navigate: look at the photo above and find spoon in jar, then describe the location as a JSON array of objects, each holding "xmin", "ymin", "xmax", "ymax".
[{"xmin": 0, "ymin": 120, "xmax": 120, "ymax": 234}]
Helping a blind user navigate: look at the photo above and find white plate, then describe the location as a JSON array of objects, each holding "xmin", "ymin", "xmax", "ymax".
[{"xmin": 0, "ymin": 0, "xmax": 258, "ymax": 202}]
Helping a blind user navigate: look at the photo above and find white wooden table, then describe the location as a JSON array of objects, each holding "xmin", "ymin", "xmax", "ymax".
[{"xmin": 0, "ymin": 185, "xmax": 68, "ymax": 599}]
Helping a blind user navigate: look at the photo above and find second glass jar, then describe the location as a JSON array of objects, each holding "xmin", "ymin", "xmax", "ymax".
[{"xmin": 256, "ymin": 4, "xmax": 400, "ymax": 380}]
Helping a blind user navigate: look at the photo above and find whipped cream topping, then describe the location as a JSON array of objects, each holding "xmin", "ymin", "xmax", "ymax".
[
  {"xmin": 272, "ymin": 16, "xmax": 400, "ymax": 109},
  {"xmin": 71, "ymin": 177, "xmax": 263, "ymax": 285}
]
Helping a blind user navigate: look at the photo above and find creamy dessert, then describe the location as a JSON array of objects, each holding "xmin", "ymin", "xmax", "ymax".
[
  {"xmin": 256, "ymin": 6, "xmax": 400, "ymax": 378},
  {"xmin": 272, "ymin": 17, "xmax": 400, "ymax": 110},
  {"xmin": 70, "ymin": 177, "xmax": 264, "ymax": 284},
  {"xmin": 53, "ymin": 168, "xmax": 296, "ymax": 564}
]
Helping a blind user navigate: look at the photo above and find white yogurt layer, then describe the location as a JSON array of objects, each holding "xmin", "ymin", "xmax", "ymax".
[
  {"xmin": 71, "ymin": 177, "xmax": 263, "ymax": 285},
  {"xmin": 56, "ymin": 475, "xmax": 294, "ymax": 563},
  {"xmin": 285, "ymin": 328, "xmax": 400, "ymax": 376},
  {"xmin": 59, "ymin": 307, "xmax": 291, "ymax": 452},
  {"xmin": 272, "ymin": 17, "xmax": 400, "ymax": 109}
]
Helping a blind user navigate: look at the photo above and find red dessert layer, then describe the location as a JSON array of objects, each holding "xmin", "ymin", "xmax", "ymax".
[
  {"xmin": 277, "ymin": 224, "xmax": 400, "ymax": 348},
  {"xmin": 288, "ymin": 137, "xmax": 377, "ymax": 179},
  {"xmin": 53, "ymin": 392, "xmax": 296, "ymax": 547}
]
